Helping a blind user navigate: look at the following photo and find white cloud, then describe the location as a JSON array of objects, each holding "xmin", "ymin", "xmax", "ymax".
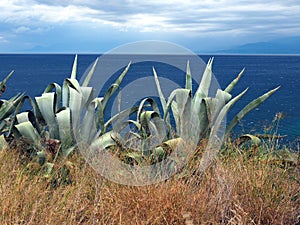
[
  {"xmin": 0, "ymin": 0, "xmax": 299, "ymax": 37},
  {"xmin": 0, "ymin": 0, "xmax": 300, "ymax": 52},
  {"xmin": 13, "ymin": 26, "xmax": 31, "ymax": 33},
  {"xmin": 0, "ymin": 36, "xmax": 9, "ymax": 43}
]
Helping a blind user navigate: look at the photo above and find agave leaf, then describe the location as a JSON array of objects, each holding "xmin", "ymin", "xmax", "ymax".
[
  {"xmin": 153, "ymin": 67, "xmax": 174, "ymax": 136},
  {"xmin": 56, "ymin": 107, "xmax": 73, "ymax": 149},
  {"xmin": 170, "ymin": 101, "xmax": 178, "ymax": 132},
  {"xmin": 5, "ymin": 95, "xmax": 43, "ymax": 137},
  {"xmin": 139, "ymin": 111, "xmax": 158, "ymax": 137},
  {"xmin": 62, "ymin": 78, "xmax": 82, "ymax": 107},
  {"xmin": 44, "ymin": 83, "xmax": 62, "ymax": 111},
  {"xmin": 165, "ymin": 89, "xmax": 191, "ymax": 137},
  {"xmin": 70, "ymin": 54, "xmax": 78, "ymax": 80},
  {"xmin": 68, "ymin": 87, "xmax": 83, "ymax": 132},
  {"xmin": 81, "ymin": 86, "xmax": 95, "ymax": 107},
  {"xmin": 153, "ymin": 67, "xmax": 167, "ymax": 113},
  {"xmin": 127, "ymin": 119, "xmax": 142, "ymax": 131},
  {"xmin": 224, "ymin": 68, "xmax": 245, "ymax": 93},
  {"xmin": 139, "ymin": 110, "xmax": 166, "ymax": 142},
  {"xmin": 209, "ymin": 89, "xmax": 232, "ymax": 123},
  {"xmin": 211, "ymin": 88, "xmax": 248, "ymax": 138},
  {"xmin": 35, "ymin": 92, "xmax": 59, "ymax": 139},
  {"xmin": 195, "ymin": 57, "xmax": 213, "ymax": 99},
  {"xmin": 90, "ymin": 131, "xmax": 120, "ymax": 150},
  {"xmin": 0, "ymin": 93, "xmax": 25, "ymax": 120},
  {"xmin": 80, "ymin": 98, "xmax": 101, "ymax": 144},
  {"xmin": 226, "ymin": 86, "xmax": 280, "ymax": 134},
  {"xmin": 82, "ymin": 57, "xmax": 99, "ymax": 87},
  {"xmin": 149, "ymin": 114, "xmax": 166, "ymax": 141},
  {"xmin": 202, "ymin": 97, "xmax": 218, "ymax": 125},
  {"xmin": 198, "ymin": 89, "xmax": 248, "ymax": 174},
  {"xmin": 103, "ymin": 105, "xmax": 140, "ymax": 135},
  {"xmin": 238, "ymin": 134, "xmax": 261, "ymax": 146},
  {"xmin": 16, "ymin": 111, "xmax": 35, "ymax": 124},
  {"xmin": 185, "ymin": 60, "xmax": 192, "ymax": 91},
  {"xmin": 64, "ymin": 78, "xmax": 82, "ymax": 93},
  {"xmin": 137, "ymin": 97, "xmax": 161, "ymax": 120},
  {"xmin": 101, "ymin": 61, "xmax": 131, "ymax": 111},
  {"xmin": 93, "ymin": 98, "xmax": 105, "ymax": 133},
  {"xmin": 15, "ymin": 121, "xmax": 40, "ymax": 145},
  {"xmin": 0, "ymin": 70, "xmax": 14, "ymax": 91},
  {"xmin": 165, "ymin": 89, "xmax": 186, "ymax": 120}
]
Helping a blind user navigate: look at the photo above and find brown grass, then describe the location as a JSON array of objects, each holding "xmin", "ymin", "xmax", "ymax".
[{"xmin": 0, "ymin": 146, "xmax": 299, "ymax": 225}]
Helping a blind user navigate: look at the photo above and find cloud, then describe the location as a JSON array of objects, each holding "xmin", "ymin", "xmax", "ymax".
[
  {"xmin": 0, "ymin": 0, "xmax": 300, "ymax": 52},
  {"xmin": 0, "ymin": 36, "xmax": 9, "ymax": 43},
  {"xmin": 1, "ymin": 0, "xmax": 299, "ymax": 35}
]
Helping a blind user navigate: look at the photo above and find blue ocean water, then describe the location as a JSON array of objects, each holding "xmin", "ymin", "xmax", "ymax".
[{"xmin": 0, "ymin": 54, "xmax": 299, "ymax": 145}]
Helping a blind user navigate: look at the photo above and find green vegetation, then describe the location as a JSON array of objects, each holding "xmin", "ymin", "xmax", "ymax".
[{"xmin": 0, "ymin": 56, "xmax": 299, "ymax": 224}]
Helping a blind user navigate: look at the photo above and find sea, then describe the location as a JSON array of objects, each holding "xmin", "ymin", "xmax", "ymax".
[{"xmin": 0, "ymin": 54, "xmax": 299, "ymax": 147}]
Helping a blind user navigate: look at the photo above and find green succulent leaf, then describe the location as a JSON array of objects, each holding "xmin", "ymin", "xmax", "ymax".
[
  {"xmin": 211, "ymin": 88, "xmax": 248, "ymax": 139},
  {"xmin": 0, "ymin": 93, "xmax": 25, "ymax": 120},
  {"xmin": 0, "ymin": 70, "xmax": 14, "ymax": 91},
  {"xmin": 44, "ymin": 83, "xmax": 62, "ymax": 111},
  {"xmin": 15, "ymin": 121, "xmax": 40, "ymax": 145},
  {"xmin": 56, "ymin": 107, "xmax": 73, "ymax": 149},
  {"xmin": 238, "ymin": 134, "xmax": 261, "ymax": 146},
  {"xmin": 102, "ymin": 61, "xmax": 131, "ymax": 112},
  {"xmin": 195, "ymin": 57, "xmax": 213, "ymax": 99},
  {"xmin": 82, "ymin": 57, "xmax": 99, "ymax": 87},
  {"xmin": 137, "ymin": 97, "xmax": 161, "ymax": 120},
  {"xmin": 70, "ymin": 54, "xmax": 78, "ymax": 80},
  {"xmin": 226, "ymin": 86, "xmax": 280, "ymax": 134},
  {"xmin": 185, "ymin": 60, "xmax": 192, "ymax": 91},
  {"xmin": 35, "ymin": 92, "xmax": 59, "ymax": 139},
  {"xmin": 224, "ymin": 68, "xmax": 245, "ymax": 93}
]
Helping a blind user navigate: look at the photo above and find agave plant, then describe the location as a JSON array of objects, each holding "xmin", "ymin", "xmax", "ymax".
[
  {"xmin": 104, "ymin": 58, "xmax": 279, "ymax": 172},
  {"xmin": 10, "ymin": 55, "xmax": 132, "ymax": 176},
  {"xmin": 0, "ymin": 70, "xmax": 27, "ymax": 149}
]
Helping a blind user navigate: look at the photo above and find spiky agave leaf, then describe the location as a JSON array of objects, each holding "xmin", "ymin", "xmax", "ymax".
[
  {"xmin": 224, "ymin": 68, "xmax": 245, "ymax": 93},
  {"xmin": 185, "ymin": 60, "xmax": 192, "ymax": 91},
  {"xmin": 35, "ymin": 92, "xmax": 59, "ymax": 139},
  {"xmin": 237, "ymin": 134, "xmax": 261, "ymax": 146},
  {"xmin": 197, "ymin": 88, "xmax": 248, "ymax": 174},
  {"xmin": 80, "ymin": 98, "xmax": 102, "ymax": 144},
  {"xmin": 226, "ymin": 86, "xmax": 280, "ymax": 134},
  {"xmin": 0, "ymin": 93, "xmax": 25, "ymax": 121},
  {"xmin": 14, "ymin": 121, "xmax": 41, "ymax": 146},
  {"xmin": 194, "ymin": 57, "xmax": 213, "ymax": 99},
  {"xmin": 164, "ymin": 88, "xmax": 192, "ymax": 137},
  {"xmin": 70, "ymin": 54, "xmax": 78, "ymax": 80},
  {"xmin": 0, "ymin": 70, "xmax": 14, "ymax": 93},
  {"xmin": 44, "ymin": 83, "xmax": 62, "ymax": 112},
  {"xmin": 82, "ymin": 57, "xmax": 99, "ymax": 87},
  {"xmin": 101, "ymin": 61, "xmax": 131, "ymax": 112},
  {"xmin": 56, "ymin": 107, "xmax": 73, "ymax": 149}
]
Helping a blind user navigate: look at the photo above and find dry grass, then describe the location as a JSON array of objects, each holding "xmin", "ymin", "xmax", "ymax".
[{"xmin": 0, "ymin": 145, "xmax": 299, "ymax": 225}]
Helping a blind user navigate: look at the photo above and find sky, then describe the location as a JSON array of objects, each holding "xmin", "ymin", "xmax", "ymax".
[{"xmin": 0, "ymin": 0, "xmax": 300, "ymax": 53}]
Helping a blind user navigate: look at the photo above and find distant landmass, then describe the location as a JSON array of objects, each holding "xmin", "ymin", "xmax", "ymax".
[{"xmin": 218, "ymin": 36, "xmax": 300, "ymax": 54}]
